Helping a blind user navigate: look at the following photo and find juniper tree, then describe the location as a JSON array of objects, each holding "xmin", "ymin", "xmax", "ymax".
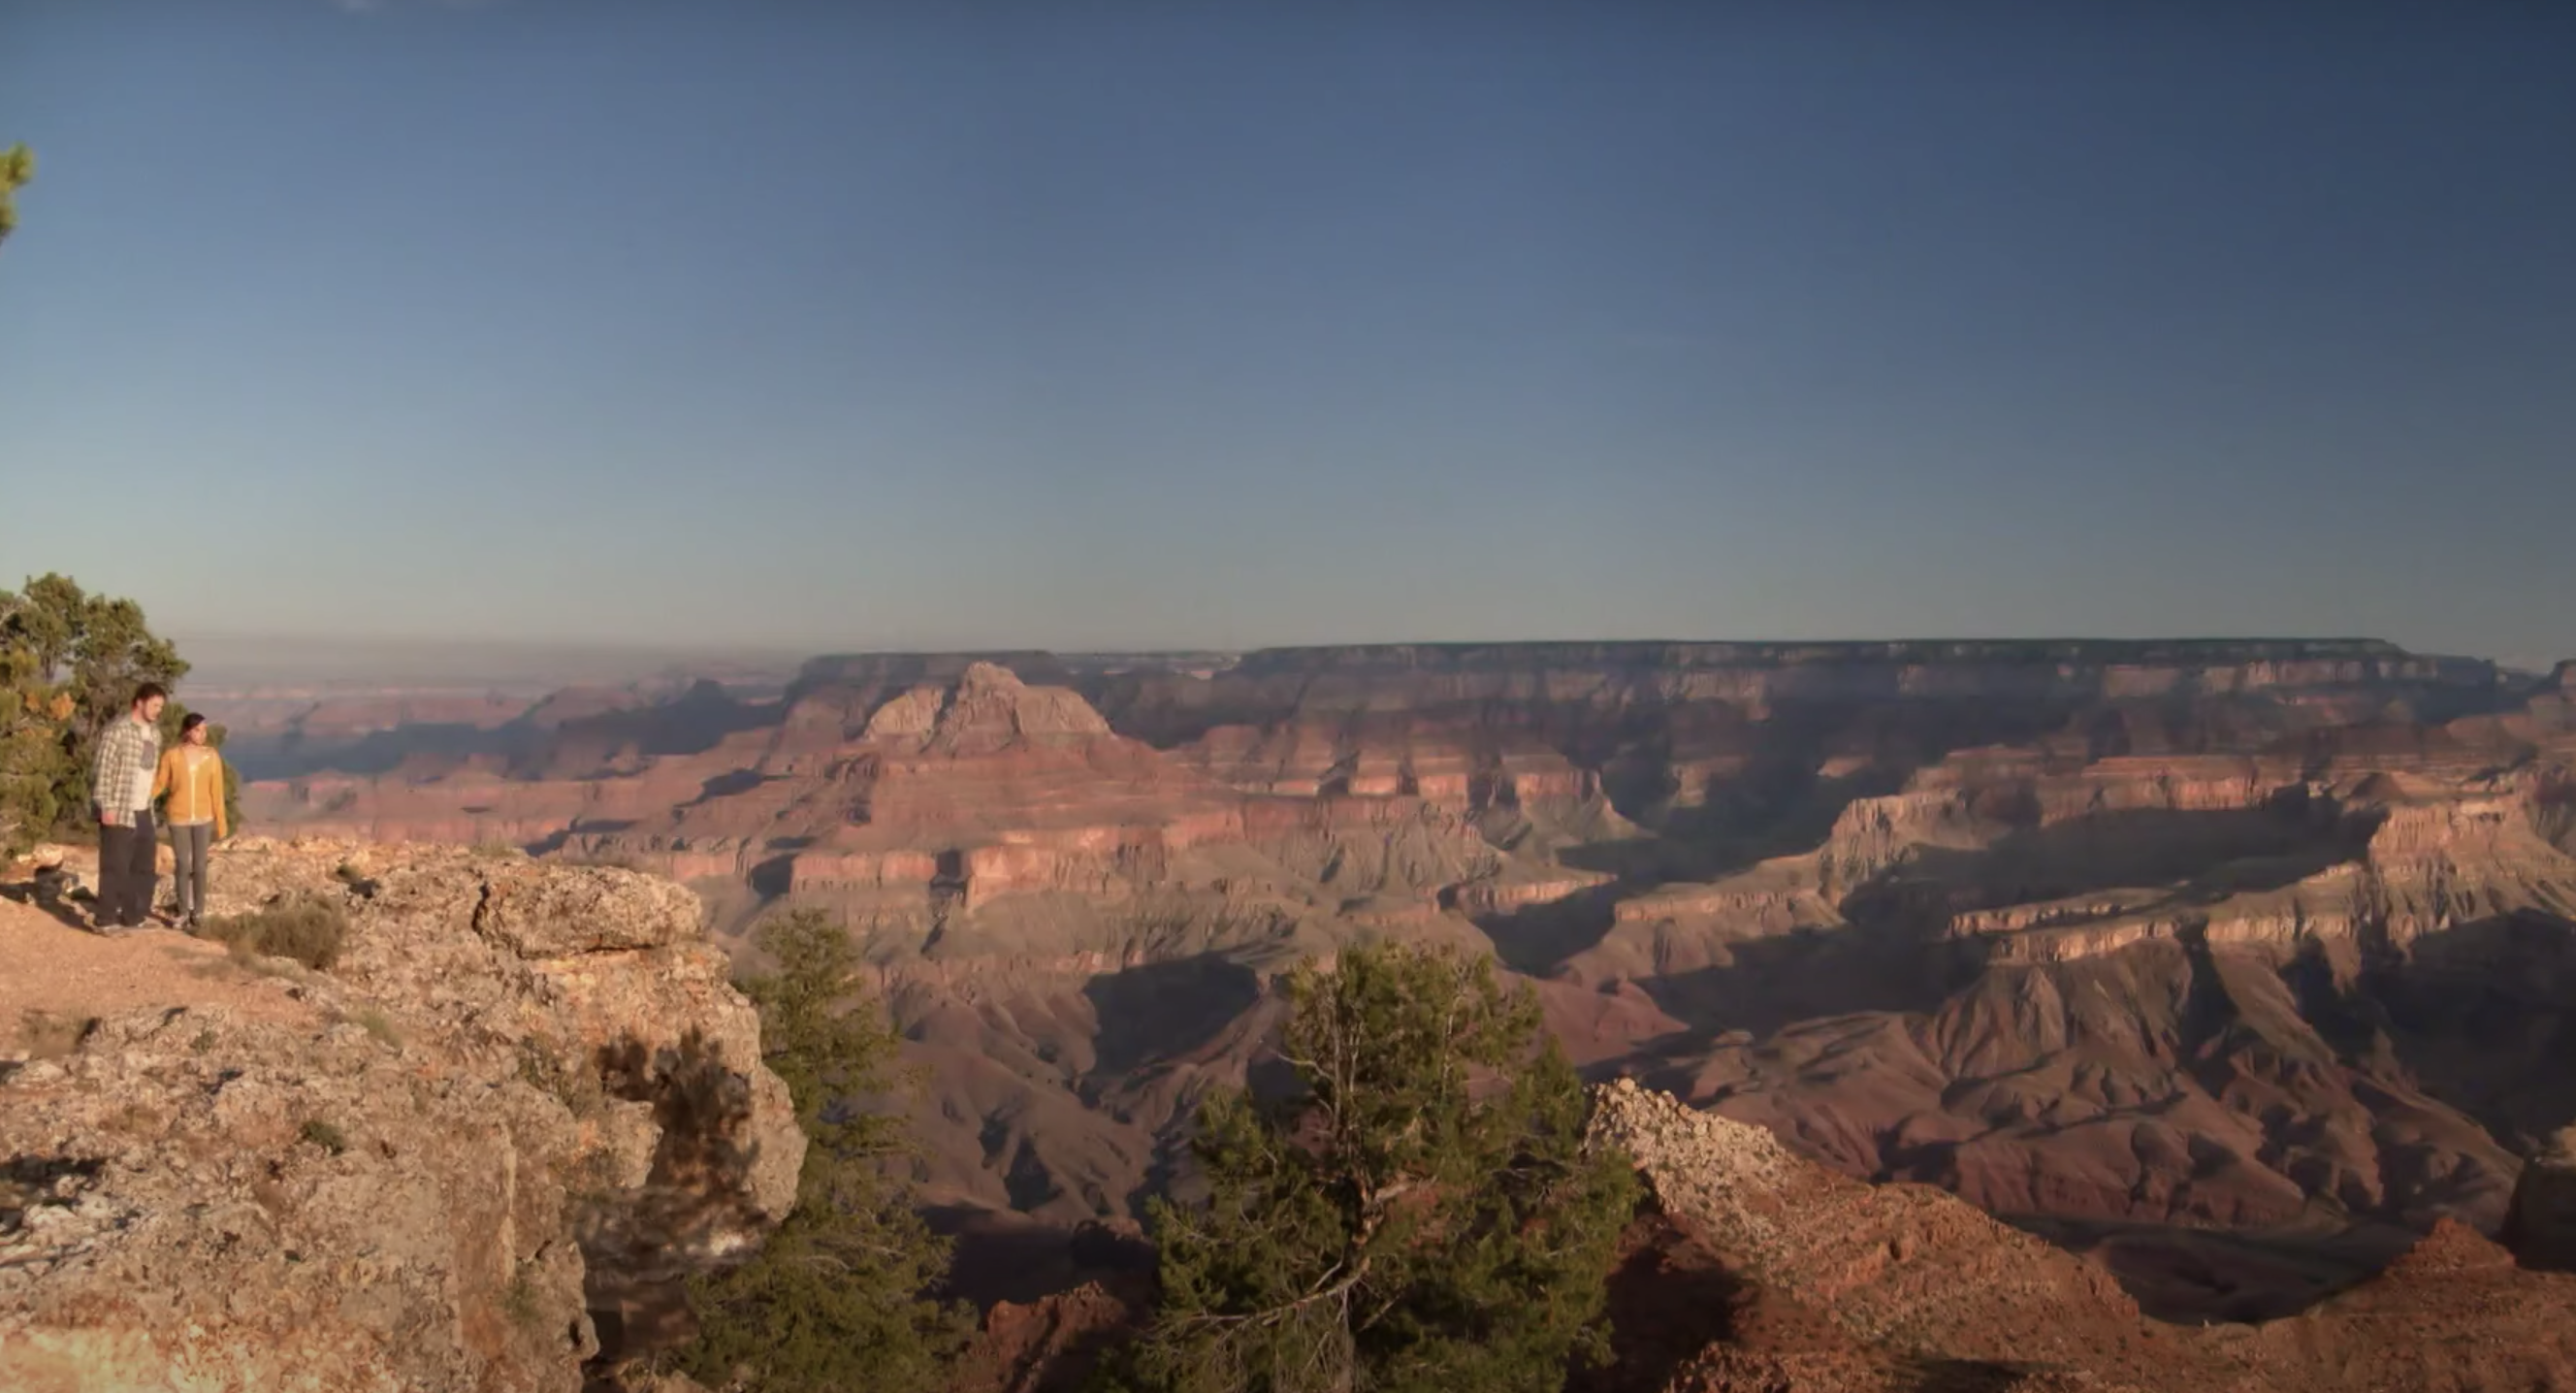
[
  {"xmin": 0, "ymin": 574, "xmax": 191, "ymax": 851},
  {"xmin": 672, "ymin": 909, "xmax": 968, "ymax": 1393},
  {"xmin": 1128, "ymin": 943, "xmax": 1637, "ymax": 1393},
  {"xmin": 0, "ymin": 143, "xmax": 30, "ymax": 248}
]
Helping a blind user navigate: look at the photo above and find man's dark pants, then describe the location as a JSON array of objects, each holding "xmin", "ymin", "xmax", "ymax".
[{"xmin": 96, "ymin": 809, "xmax": 159, "ymax": 926}]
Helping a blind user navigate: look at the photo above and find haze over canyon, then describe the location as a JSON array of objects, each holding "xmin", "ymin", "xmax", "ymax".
[{"xmin": 202, "ymin": 637, "xmax": 2576, "ymax": 1325}]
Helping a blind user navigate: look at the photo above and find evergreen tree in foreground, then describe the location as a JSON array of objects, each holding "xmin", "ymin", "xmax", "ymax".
[
  {"xmin": 1127, "ymin": 943, "xmax": 1637, "ymax": 1393},
  {"xmin": 673, "ymin": 910, "xmax": 968, "ymax": 1393},
  {"xmin": 0, "ymin": 573, "xmax": 194, "ymax": 853}
]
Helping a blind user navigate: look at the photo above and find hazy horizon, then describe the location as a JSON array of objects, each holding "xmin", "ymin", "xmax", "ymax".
[
  {"xmin": 165, "ymin": 628, "xmax": 2567, "ymax": 690},
  {"xmin": 5, "ymin": 3, "xmax": 2572, "ymax": 661}
]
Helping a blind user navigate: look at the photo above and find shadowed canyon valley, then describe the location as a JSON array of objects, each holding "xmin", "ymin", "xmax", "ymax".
[{"xmin": 209, "ymin": 639, "xmax": 2576, "ymax": 1330}]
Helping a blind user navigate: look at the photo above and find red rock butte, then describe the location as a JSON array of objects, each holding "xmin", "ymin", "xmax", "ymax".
[{"xmin": 229, "ymin": 638, "xmax": 2576, "ymax": 1326}]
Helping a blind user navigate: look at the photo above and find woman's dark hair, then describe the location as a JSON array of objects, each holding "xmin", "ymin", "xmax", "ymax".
[{"xmin": 179, "ymin": 712, "xmax": 209, "ymax": 734}]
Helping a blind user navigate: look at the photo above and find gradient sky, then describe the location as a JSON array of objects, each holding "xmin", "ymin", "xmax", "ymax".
[{"xmin": 2, "ymin": 2, "xmax": 2571, "ymax": 663}]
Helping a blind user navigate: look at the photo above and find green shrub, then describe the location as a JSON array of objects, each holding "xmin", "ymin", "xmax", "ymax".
[
  {"xmin": 204, "ymin": 896, "xmax": 347, "ymax": 971},
  {"xmin": 1123, "ymin": 943, "xmax": 1637, "ymax": 1393},
  {"xmin": 299, "ymin": 1118, "xmax": 348, "ymax": 1155},
  {"xmin": 667, "ymin": 910, "xmax": 968, "ymax": 1393}
]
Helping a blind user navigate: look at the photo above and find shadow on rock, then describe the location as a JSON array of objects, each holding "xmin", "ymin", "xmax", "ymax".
[
  {"xmin": 1570, "ymin": 1209, "xmax": 1746, "ymax": 1393},
  {"xmin": 1080, "ymin": 954, "xmax": 1260, "ymax": 1081},
  {"xmin": 1636, "ymin": 923, "xmax": 1984, "ymax": 1040},
  {"xmin": 1472, "ymin": 883, "xmax": 1626, "ymax": 975},
  {"xmin": 1900, "ymin": 1359, "xmax": 2079, "ymax": 1392},
  {"xmin": 926, "ymin": 1206, "xmax": 1155, "ymax": 1310},
  {"xmin": 2327, "ymin": 909, "xmax": 2576, "ymax": 1153},
  {"xmin": 579, "ymin": 1028, "xmax": 777, "ymax": 1368},
  {"xmin": 0, "ymin": 872, "xmax": 98, "ymax": 933},
  {"xmin": 1844, "ymin": 801, "xmax": 2372, "ymax": 932},
  {"xmin": 0, "ymin": 1154, "xmax": 107, "ymax": 1235}
]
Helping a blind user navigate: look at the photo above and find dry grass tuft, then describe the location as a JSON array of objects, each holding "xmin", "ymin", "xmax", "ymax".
[{"xmin": 203, "ymin": 896, "xmax": 348, "ymax": 971}]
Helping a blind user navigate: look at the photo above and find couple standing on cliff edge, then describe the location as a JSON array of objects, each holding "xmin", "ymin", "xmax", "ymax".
[{"xmin": 89, "ymin": 682, "xmax": 232, "ymax": 932}]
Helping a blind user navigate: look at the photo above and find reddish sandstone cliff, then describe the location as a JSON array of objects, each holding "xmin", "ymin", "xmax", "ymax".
[{"xmin": 224, "ymin": 641, "xmax": 2576, "ymax": 1301}]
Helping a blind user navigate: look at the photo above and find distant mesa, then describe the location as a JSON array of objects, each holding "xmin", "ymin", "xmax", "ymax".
[
  {"xmin": 1231, "ymin": 634, "xmax": 2431, "ymax": 676},
  {"xmin": 210, "ymin": 634, "xmax": 2576, "ymax": 1323},
  {"xmin": 794, "ymin": 650, "xmax": 1079, "ymax": 692}
]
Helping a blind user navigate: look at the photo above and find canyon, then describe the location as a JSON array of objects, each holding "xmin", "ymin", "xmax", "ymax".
[
  {"xmin": 9, "ymin": 838, "xmax": 2573, "ymax": 1392},
  {"xmin": 224, "ymin": 639, "xmax": 2576, "ymax": 1324}
]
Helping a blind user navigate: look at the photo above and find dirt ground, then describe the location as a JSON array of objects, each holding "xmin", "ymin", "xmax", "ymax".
[{"xmin": 0, "ymin": 855, "xmax": 319, "ymax": 1055}]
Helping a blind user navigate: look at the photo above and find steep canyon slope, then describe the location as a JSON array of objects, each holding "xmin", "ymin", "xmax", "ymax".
[
  {"xmin": 1586, "ymin": 1077, "xmax": 2576, "ymax": 1393},
  {"xmin": 234, "ymin": 641, "xmax": 2576, "ymax": 1314}
]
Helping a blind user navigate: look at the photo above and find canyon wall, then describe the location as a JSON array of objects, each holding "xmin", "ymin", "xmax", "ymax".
[{"xmin": 220, "ymin": 639, "xmax": 2576, "ymax": 1318}]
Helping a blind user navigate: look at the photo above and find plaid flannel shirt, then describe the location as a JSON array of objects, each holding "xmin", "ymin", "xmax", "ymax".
[{"xmin": 92, "ymin": 716, "xmax": 160, "ymax": 816}]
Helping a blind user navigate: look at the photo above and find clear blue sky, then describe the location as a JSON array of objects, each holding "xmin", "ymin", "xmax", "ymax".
[{"xmin": 3, "ymin": 2, "xmax": 2571, "ymax": 664}]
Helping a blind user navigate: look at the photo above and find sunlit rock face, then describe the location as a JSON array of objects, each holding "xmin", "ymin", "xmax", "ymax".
[
  {"xmin": 226, "ymin": 640, "xmax": 2576, "ymax": 1326},
  {"xmin": 0, "ymin": 843, "xmax": 800, "ymax": 1392}
]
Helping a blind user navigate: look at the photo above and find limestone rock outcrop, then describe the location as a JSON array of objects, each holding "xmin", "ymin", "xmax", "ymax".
[
  {"xmin": 0, "ymin": 841, "xmax": 801, "ymax": 1392},
  {"xmin": 1591, "ymin": 1078, "xmax": 2147, "ymax": 1369},
  {"xmin": 3, "ymin": 1003, "xmax": 599, "ymax": 1392}
]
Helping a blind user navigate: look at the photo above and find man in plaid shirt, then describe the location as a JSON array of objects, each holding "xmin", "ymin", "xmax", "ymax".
[{"xmin": 90, "ymin": 682, "xmax": 167, "ymax": 930}]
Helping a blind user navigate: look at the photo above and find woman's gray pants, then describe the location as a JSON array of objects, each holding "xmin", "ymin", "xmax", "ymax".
[{"xmin": 169, "ymin": 822, "xmax": 213, "ymax": 918}]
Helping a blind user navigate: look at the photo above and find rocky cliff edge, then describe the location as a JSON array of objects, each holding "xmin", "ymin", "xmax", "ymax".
[
  {"xmin": 0, "ymin": 838, "xmax": 802, "ymax": 1393},
  {"xmin": 1590, "ymin": 1078, "xmax": 2576, "ymax": 1392}
]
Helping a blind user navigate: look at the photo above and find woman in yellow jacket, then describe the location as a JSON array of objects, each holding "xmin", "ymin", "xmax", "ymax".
[{"xmin": 150, "ymin": 713, "xmax": 230, "ymax": 928}]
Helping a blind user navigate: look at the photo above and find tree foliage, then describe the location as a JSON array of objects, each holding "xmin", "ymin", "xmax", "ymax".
[
  {"xmin": 671, "ymin": 909, "xmax": 968, "ymax": 1393},
  {"xmin": 1125, "ymin": 943, "xmax": 1637, "ymax": 1393},
  {"xmin": 0, "ymin": 143, "xmax": 29, "ymax": 248},
  {"xmin": 0, "ymin": 573, "xmax": 193, "ymax": 851}
]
